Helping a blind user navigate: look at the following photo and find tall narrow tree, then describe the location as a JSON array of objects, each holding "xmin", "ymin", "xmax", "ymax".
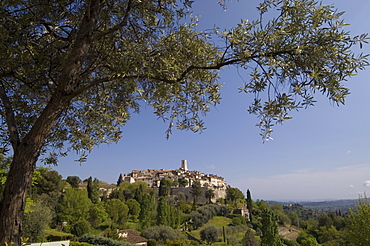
[
  {"xmin": 117, "ymin": 173, "xmax": 123, "ymax": 186},
  {"xmin": 87, "ymin": 177, "xmax": 99, "ymax": 204},
  {"xmin": 158, "ymin": 179, "xmax": 172, "ymax": 197},
  {"xmin": 260, "ymin": 209, "xmax": 282, "ymax": 246},
  {"xmin": 190, "ymin": 180, "xmax": 202, "ymax": 206},
  {"xmin": 246, "ymin": 189, "xmax": 253, "ymax": 222}
]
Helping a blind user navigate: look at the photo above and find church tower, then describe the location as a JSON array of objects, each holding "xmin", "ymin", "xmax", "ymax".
[{"xmin": 181, "ymin": 160, "xmax": 188, "ymax": 171}]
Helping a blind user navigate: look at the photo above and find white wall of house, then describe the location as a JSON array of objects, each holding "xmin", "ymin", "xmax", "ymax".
[{"xmin": 30, "ymin": 241, "xmax": 70, "ymax": 246}]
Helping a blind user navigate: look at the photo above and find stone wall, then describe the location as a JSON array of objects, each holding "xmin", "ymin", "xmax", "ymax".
[{"xmin": 170, "ymin": 187, "xmax": 226, "ymax": 204}]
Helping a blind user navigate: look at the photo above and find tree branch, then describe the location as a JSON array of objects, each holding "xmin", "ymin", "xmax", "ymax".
[
  {"xmin": 93, "ymin": 0, "xmax": 133, "ymax": 39},
  {"xmin": 41, "ymin": 22, "xmax": 71, "ymax": 42},
  {"xmin": 70, "ymin": 49, "xmax": 296, "ymax": 97},
  {"xmin": 0, "ymin": 81, "xmax": 20, "ymax": 151}
]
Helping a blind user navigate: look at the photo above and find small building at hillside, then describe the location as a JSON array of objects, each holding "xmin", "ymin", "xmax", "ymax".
[{"xmin": 117, "ymin": 229, "xmax": 148, "ymax": 245}]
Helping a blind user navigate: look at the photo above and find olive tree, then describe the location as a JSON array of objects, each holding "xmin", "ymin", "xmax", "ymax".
[
  {"xmin": 200, "ymin": 226, "xmax": 219, "ymax": 245},
  {"xmin": 0, "ymin": 0, "xmax": 368, "ymax": 244}
]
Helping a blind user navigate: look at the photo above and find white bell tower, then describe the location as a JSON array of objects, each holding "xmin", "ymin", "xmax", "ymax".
[{"xmin": 181, "ymin": 160, "xmax": 188, "ymax": 171}]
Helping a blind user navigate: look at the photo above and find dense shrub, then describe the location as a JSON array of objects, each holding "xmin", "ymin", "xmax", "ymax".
[
  {"xmin": 200, "ymin": 226, "xmax": 219, "ymax": 244},
  {"xmin": 79, "ymin": 234, "xmax": 132, "ymax": 246},
  {"xmin": 72, "ymin": 220, "xmax": 91, "ymax": 237},
  {"xmin": 142, "ymin": 225, "xmax": 185, "ymax": 244},
  {"xmin": 189, "ymin": 204, "xmax": 230, "ymax": 229},
  {"xmin": 283, "ymin": 239, "xmax": 300, "ymax": 246},
  {"xmin": 224, "ymin": 225, "xmax": 248, "ymax": 235},
  {"xmin": 230, "ymin": 215, "xmax": 247, "ymax": 226},
  {"xmin": 147, "ymin": 239, "xmax": 157, "ymax": 246},
  {"xmin": 227, "ymin": 236, "xmax": 239, "ymax": 246},
  {"xmin": 189, "ymin": 211, "xmax": 207, "ymax": 229}
]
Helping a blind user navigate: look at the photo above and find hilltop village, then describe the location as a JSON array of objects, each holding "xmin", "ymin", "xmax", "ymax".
[{"xmin": 119, "ymin": 160, "xmax": 227, "ymax": 202}]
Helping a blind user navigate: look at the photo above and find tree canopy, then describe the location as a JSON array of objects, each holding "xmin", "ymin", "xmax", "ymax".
[
  {"xmin": 344, "ymin": 195, "xmax": 370, "ymax": 245},
  {"xmin": 0, "ymin": 0, "xmax": 368, "ymax": 244}
]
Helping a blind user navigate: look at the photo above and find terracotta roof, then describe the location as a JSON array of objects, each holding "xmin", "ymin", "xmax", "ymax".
[{"xmin": 118, "ymin": 229, "xmax": 148, "ymax": 244}]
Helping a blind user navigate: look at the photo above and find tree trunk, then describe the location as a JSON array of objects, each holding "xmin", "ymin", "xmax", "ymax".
[
  {"xmin": 0, "ymin": 0, "xmax": 103, "ymax": 244},
  {"xmin": 0, "ymin": 94, "xmax": 70, "ymax": 245}
]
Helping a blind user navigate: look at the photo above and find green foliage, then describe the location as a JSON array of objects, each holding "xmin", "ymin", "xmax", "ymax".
[
  {"xmin": 179, "ymin": 179, "xmax": 189, "ymax": 187},
  {"xmin": 147, "ymin": 239, "xmax": 157, "ymax": 246},
  {"xmin": 89, "ymin": 203, "xmax": 109, "ymax": 228},
  {"xmin": 33, "ymin": 168, "xmax": 64, "ymax": 195},
  {"xmin": 156, "ymin": 197, "xmax": 180, "ymax": 228},
  {"xmin": 235, "ymin": 0, "xmax": 369, "ymax": 139},
  {"xmin": 297, "ymin": 231, "xmax": 320, "ymax": 246},
  {"xmin": 59, "ymin": 188, "xmax": 92, "ymax": 225},
  {"xmin": 246, "ymin": 189, "xmax": 253, "ymax": 221},
  {"xmin": 87, "ymin": 177, "xmax": 100, "ymax": 204},
  {"xmin": 0, "ymin": 154, "xmax": 11, "ymax": 200},
  {"xmin": 226, "ymin": 187, "xmax": 245, "ymax": 207},
  {"xmin": 79, "ymin": 234, "xmax": 131, "ymax": 246},
  {"xmin": 142, "ymin": 225, "xmax": 185, "ymax": 244},
  {"xmin": 189, "ymin": 204, "xmax": 230, "ymax": 229},
  {"xmin": 104, "ymin": 199, "xmax": 129, "ymax": 228},
  {"xmin": 205, "ymin": 189, "xmax": 215, "ymax": 204},
  {"xmin": 109, "ymin": 189, "xmax": 125, "ymax": 201},
  {"xmin": 22, "ymin": 201, "xmax": 53, "ymax": 243},
  {"xmin": 66, "ymin": 176, "xmax": 82, "ymax": 189},
  {"xmin": 287, "ymin": 212, "xmax": 300, "ymax": 227},
  {"xmin": 344, "ymin": 195, "xmax": 370, "ymax": 245},
  {"xmin": 190, "ymin": 181, "xmax": 203, "ymax": 205},
  {"xmin": 300, "ymin": 236, "xmax": 320, "ymax": 246},
  {"xmin": 230, "ymin": 215, "xmax": 247, "ymax": 226},
  {"xmin": 43, "ymin": 229, "xmax": 76, "ymax": 241},
  {"xmin": 317, "ymin": 225, "xmax": 340, "ymax": 244},
  {"xmin": 158, "ymin": 179, "xmax": 172, "ymax": 197},
  {"xmin": 117, "ymin": 174, "xmax": 123, "ymax": 187},
  {"xmin": 71, "ymin": 219, "xmax": 92, "ymax": 237},
  {"xmin": 227, "ymin": 236, "xmax": 239, "ymax": 246},
  {"xmin": 0, "ymin": 0, "xmax": 366, "ymax": 162},
  {"xmin": 241, "ymin": 228, "xmax": 259, "ymax": 246},
  {"xmin": 139, "ymin": 193, "xmax": 155, "ymax": 229},
  {"xmin": 260, "ymin": 209, "xmax": 282, "ymax": 246},
  {"xmin": 126, "ymin": 198, "xmax": 141, "ymax": 221},
  {"xmin": 272, "ymin": 208, "xmax": 291, "ymax": 226},
  {"xmin": 200, "ymin": 225, "xmax": 219, "ymax": 245},
  {"xmin": 177, "ymin": 199, "xmax": 192, "ymax": 214},
  {"xmin": 283, "ymin": 239, "xmax": 300, "ymax": 246}
]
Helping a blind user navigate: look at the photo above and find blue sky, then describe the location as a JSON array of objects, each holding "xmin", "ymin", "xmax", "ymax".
[{"xmin": 52, "ymin": 0, "xmax": 370, "ymax": 201}]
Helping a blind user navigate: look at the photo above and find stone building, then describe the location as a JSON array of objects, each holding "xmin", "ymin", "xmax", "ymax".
[{"xmin": 120, "ymin": 160, "xmax": 227, "ymax": 201}]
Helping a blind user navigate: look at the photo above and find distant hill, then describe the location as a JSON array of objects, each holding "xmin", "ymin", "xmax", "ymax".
[
  {"xmin": 267, "ymin": 199, "xmax": 364, "ymax": 213},
  {"xmin": 299, "ymin": 200, "xmax": 357, "ymax": 212}
]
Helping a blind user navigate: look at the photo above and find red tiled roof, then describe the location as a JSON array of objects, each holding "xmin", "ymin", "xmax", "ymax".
[{"xmin": 118, "ymin": 229, "xmax": 148, "ymax": 244}]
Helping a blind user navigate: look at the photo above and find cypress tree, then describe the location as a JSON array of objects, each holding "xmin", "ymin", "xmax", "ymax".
[
  {"xmin": 87, "ymin": 177, "xmax": 99, "ymax": 203},
  {"xmin": 190, "ymin": 180, "xmax": 202, "ymax": 206},
  {"xmin": 246, "ymin": 189, "xmax": 253, "ymax": 221},
  {"xmin": 261, "ymin": 209, "xmax": 282, "ymax": 246},
  {"xmin": 117, "ymin": 173, "xmax": 123, "ymax": 186},
  {"xmin": 139, "ymin": 193, "xmax": 154, "ymax": 229},
  {"xmin": 156, "ymin": 197, "xmax": 170, "ymax": 226},
  {"xmin": 158, "ymin": 179, "xmax": 172, "ymax": 197}
]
